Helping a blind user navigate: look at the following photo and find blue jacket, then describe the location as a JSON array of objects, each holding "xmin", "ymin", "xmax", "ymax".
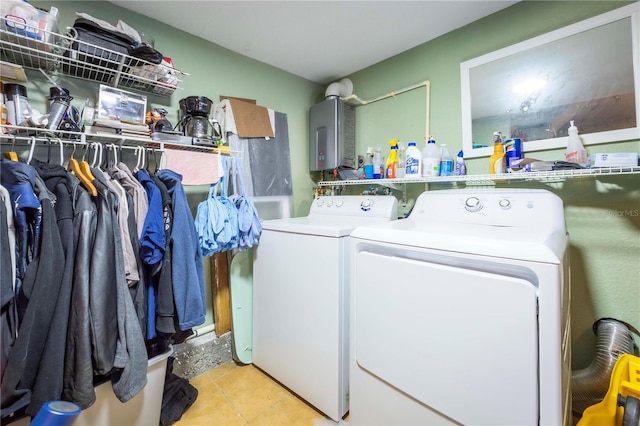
[
  {"xmin": 135, "ymin": 169, "xmax": 165, "ymax": 272},
  {"xmin": 158, "ymin": 169, "xmax": 205, "ymax": 330}
]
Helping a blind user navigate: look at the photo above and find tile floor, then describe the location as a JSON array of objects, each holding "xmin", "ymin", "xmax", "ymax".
[{"xmin": 175, "ymin": 361, "xmax": 348, "ymax": 425}]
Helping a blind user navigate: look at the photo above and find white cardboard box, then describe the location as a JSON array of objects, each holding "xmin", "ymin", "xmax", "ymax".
[{"xmin": 589, "ymin": 152, "xmax": 638, "ymax": 168}]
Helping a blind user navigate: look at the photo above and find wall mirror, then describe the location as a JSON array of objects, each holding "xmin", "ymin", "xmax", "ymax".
[{"xmin": 461, "ymin": 3, "xmax": 639, "ymax": 158}]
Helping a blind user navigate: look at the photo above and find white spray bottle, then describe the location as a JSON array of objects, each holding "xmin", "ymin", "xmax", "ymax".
[{"xmin": 565, "ymin": 120, "xmax": 588, "ymax": 167}]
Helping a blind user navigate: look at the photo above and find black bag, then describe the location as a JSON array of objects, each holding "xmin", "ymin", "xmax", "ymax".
[{"xmin": 62, "ymin": 18, "xmax": 135, "ymax": 82}]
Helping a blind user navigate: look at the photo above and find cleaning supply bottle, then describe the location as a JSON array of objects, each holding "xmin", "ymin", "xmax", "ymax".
[
  {"xmin": 565, "ymin": 120, "xmax": 588, "ymax": 167},
  {"xmin": 386, "ymin": 139, "xmax": 399, "ymax": 178},
  {"xmin": 421, "ymin": 138, "xmax": 440, "ymax": 177},
  {"xmin": 364, "ymin": 147, "xmax": 374, "ymax": 179},
  {"xmin": 373, "ymin": 147, "xmax": 383, "ymax": 179},
  {"xmin": 405, "ymin": 141, "xmax": 421, "ymax": 178},
  {"xmin": 439, "ymin": 144, "xmax": 453, "ymax": 176},
  {"xmin": 455, "ymin": 150, "xmax": 466, "ymax": 176},
  {"xmin": 396, "ymin": 141, "xmax": 406, "ymax": 178},
  {"xmin": 489, "ymin": 131, "xmax": 505, "ymax": 174}
]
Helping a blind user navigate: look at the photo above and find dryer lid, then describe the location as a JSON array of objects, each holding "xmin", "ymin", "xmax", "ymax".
[{"xmin": 351, "ymin": 219, "xmax": 567, "ymax": 264}]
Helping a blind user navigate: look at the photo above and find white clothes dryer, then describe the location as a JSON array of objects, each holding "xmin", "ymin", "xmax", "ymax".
[
  {"xmin": 253, "ymin": 195, "xmax": 398, "ymax": 421},
  {"xmin": 349, "ymin": 189, "xmax": 571, "ymax": 426}
]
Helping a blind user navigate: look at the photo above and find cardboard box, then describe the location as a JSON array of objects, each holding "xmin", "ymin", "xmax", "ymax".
[{"xmin": 589, "ymin": 152, "xmax": 638, "ymax": 168}]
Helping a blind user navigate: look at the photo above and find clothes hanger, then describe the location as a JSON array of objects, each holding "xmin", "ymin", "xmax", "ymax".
[
  {"xmin": 55, "ymin": 138, "xmax": 64, "ymax": 166},
  {"xmin": 80, "ymin": 142, "xmax": 97, "ymax": 183},
  {"xmin": 69, "ymin": 141, "xmax": 98, "ymax": 196},
  {"xmin": 3, "ymin": 135, "xmax": 19, "ymax": 161},
  {"xmin": 27, "ymin": 136, "xmax": 36, "ymax": 164}
]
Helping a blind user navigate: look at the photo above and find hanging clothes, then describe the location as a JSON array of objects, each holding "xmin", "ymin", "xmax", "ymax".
[
  {"xmin": 1, "ymin": 164, "xmax": 66, "ymax": 419},
  {"xmin": 27, "ymin": 160, "xmax": 78, "ymax": 415},
  {"xmin": 158, "ymin": 169, "xmax": 206, "ymax": 331},
  {"xmin": 0, "ymin": 159, "xmax": 42, "ymax": 326},
  {"xmin": 148, "ymin": 174, "xmax": 176, "ymax": 337},
  {"xmin": 0, "ymin": 185, "xmax": 16, "ymax": 382}
]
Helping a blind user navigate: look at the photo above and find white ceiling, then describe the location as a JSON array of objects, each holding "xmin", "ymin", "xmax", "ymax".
[{"xmin": 107, "ymin": 1, "xmax": 518, "ymax": 84}]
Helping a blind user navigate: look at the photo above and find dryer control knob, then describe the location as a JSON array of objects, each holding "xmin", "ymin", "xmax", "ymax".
[
  {"xmin": 499, "ymin": 198, "xmax": 511, "ymax": 209},
  {"xmin": 335, "ymin": 199, "xmax": 344, "ymax": 207},
  {"xmin": 464, "ymin": 196, "xmax": 483, "ymax": 212},
  {"xmin": 315, "ymin": 198, "xmax": 324, "ymax": 207},
  {"xmin": 326, "ymin": 200, "xmax": 334, "ymax": 207},
  {"xmin": 360, "ymin": 199, "xmax": 373, "ymax": 211}
]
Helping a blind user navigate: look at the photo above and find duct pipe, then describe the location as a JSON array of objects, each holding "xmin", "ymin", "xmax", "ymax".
[
  {"xmin": 324, "ymin": 78, "xmax": 353, "ymax": 99},
  {"xmin": 572, "ymin": 318, "xmax": 636, "ymax": 414}
]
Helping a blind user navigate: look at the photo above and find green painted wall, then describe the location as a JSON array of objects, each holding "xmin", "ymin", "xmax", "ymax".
[{"xmin": 29, "ymin": 1, "xmax": 639, "ymax": 367}]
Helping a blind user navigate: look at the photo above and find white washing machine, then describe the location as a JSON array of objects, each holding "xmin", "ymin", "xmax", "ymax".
[
  {"xmin": 253, "ymin": 195, "xmax": 398, "ymax": 421},
  {"xmin": 349, "ymin": 189, "xmax": 571, "ymax": 426}
]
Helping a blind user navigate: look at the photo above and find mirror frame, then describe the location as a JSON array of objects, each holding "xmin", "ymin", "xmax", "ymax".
[{"xmin": 461, "ymin": 3, "xmax": 640, "ymax": 159}]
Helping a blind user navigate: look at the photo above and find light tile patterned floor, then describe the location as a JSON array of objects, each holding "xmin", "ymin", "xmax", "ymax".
[{"xmin": 175, "ymin": 361, "xmax": 348, "ymax": 425}]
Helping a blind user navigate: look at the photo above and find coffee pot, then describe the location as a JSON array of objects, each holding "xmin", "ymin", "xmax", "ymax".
[{"xmin": 178, "ymin": 96, "xmax": 222, "ymax": 140}]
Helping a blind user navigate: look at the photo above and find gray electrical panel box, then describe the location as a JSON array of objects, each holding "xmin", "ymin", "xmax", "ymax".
[{"xmin": 309, "ymin": 97, "xmax": 355, "ymax": 171}]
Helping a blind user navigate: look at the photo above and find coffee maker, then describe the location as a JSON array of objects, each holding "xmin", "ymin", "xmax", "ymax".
[{"xmin": 178, "ymin": 96, "xmax": 221, "ymax": 145}]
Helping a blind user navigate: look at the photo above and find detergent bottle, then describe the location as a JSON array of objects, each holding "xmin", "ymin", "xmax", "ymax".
[
  {"xmin": 489, "ymin": 131, "xmax": 505, "ymax": 174},
  {"xmin": 386, "ymin": 139, "xmax": 399, "ymax": 178},
  {"xmin": 455, "ymin": 150, "xmax": 466, "ymax": 176},
  {"xmin": 405, "ymin": 141, "xmax": 422, "ymax": 178},
  {"xmin": 421, "ymin": 138, "xmax": 440, "ymax": 177}
]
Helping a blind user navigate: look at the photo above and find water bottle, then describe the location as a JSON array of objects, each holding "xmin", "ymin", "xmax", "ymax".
[
  {"xmin": 439, "ymin": 144, "xmax": 453, "ymax": 176},
  {"xmin": 373, "ymin": 147, "xmax": 383, "ymax": 179}
]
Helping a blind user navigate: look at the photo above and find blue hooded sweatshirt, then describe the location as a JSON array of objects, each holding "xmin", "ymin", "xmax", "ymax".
[{"xmin": 157, "ymin": 169, "xmax": 205, "ymax": 330}]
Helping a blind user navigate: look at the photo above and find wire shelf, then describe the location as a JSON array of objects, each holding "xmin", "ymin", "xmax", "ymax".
[
  {"xmin": 317, "ymin": 167, "xmax": 640, "ymax": 187},
  {"xmin": 0, "ymin": 125, "xmax": 231, "ymax": 154},
  {"xmin": 1, "ymin": 27, "xmax": 186, "ymax": 97}
]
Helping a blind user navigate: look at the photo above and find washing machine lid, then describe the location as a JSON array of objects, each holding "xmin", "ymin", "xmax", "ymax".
[
  {"xmin": 262, "ymin": 215, "xmax": 394, "ymax": 237},
  {"xmin": 261, "ymin": 195, "xmax": 398, "ymax": 237},
  {"xmin": 351, "ymin": 219, "xmax": 567, "ymax": 263}
]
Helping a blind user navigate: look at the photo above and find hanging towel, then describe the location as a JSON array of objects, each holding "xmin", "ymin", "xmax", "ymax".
[{"xmin": 163, "ymin": 149, "xmax": 220, "ymax": 186}]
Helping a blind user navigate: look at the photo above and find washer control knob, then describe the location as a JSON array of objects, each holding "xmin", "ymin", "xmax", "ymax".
[
  {"xmin": 499, "ymin": 198, "xmax": 511, "ymax": 209},
  {"xmin": 464, "ymin": 196, "xmax": 483, "ymax": 212},
  {"xmin": 360, "ymin": 198, "xmax": 373, "ymax": 211},
  {"xmin": 326, "ymin": 200, "xmax": 333, "ymax": 207},
  {"xmin": 335, "ymin": 199, "xmax": 344, "ymax": 207},
  {"xmin": 315, "ymin": 198, "xmax": 324, "ymax": 207}
]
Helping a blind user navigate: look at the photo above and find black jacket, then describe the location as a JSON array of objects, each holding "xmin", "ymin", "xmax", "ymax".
[{"xmin": 1, "ymin": 172, "xmax": 66, "ymax": 418}]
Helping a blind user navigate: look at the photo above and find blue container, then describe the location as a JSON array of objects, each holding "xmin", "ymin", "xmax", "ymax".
[
  {"xmin": 31, "ymin": 401, "xmax": 81, "ymax": 426},
  {"xmin": 504, "ymin": 138, "xmax": 523, "ymax": 171}
]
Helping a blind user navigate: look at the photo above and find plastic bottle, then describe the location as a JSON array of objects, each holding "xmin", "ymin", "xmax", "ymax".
[
  {"xmin": 455, "ymin": 150, "xmax": 466, "ymax": 176},
  {"xmin": 421, "ymin": 139, "xmax": 440, "ymax": 177},
  {"xmin": 405, "ymin": 141, "xmax": 422, "ymax": 178},
  {"xmin": 396, "ymin": 142, "xmax": 406, "ymax": 179},
  {"xmin": 565, "ymin": 120, "xmax": 588, "ymax": 167},
  {"xmin": 489, "ymin": 131, "xmax": 505, "ymax": 174},
  {"xmin": 364, "ymin": 147, "xmax": 374, "ymax": 179},
  {"xmin": 439, "ymin": 144, "xmax": 453, "ymax": 176},
  {"xmin": 373, "ymin": 147, "xmax": 383, "ymax": 179},
  {"xmin": 386, "ymin": 139, "xmax": 399, "ymax": 179}
]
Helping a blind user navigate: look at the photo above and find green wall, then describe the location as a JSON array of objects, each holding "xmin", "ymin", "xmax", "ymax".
[{"xmin": 31, "ymin": 1, "xmax": 639, "ymax": 367}]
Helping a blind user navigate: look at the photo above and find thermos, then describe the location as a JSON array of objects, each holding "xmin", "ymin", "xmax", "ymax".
[{"xmin": 47, "ymin": 87, "xmax": 72, "ymax": 131}]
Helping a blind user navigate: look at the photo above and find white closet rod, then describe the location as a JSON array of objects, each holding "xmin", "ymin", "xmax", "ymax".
[{"xmin": 341, "ymin": 80, "xmax": 431, "ymax": 141}]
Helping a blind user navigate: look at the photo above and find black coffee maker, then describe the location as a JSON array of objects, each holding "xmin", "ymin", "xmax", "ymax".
[{"xmin": 178, "ymin": 96, "xmax": 221, "ymax": 141}]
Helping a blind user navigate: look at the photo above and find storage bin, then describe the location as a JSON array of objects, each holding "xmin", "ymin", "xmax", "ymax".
[
  {"xmin": 73, "ymin": 347, "xmax": 173, "ymax": 426},
  {"xmin": 10, "ymin": 347, "xmax": 173, "ymax": 426}
]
